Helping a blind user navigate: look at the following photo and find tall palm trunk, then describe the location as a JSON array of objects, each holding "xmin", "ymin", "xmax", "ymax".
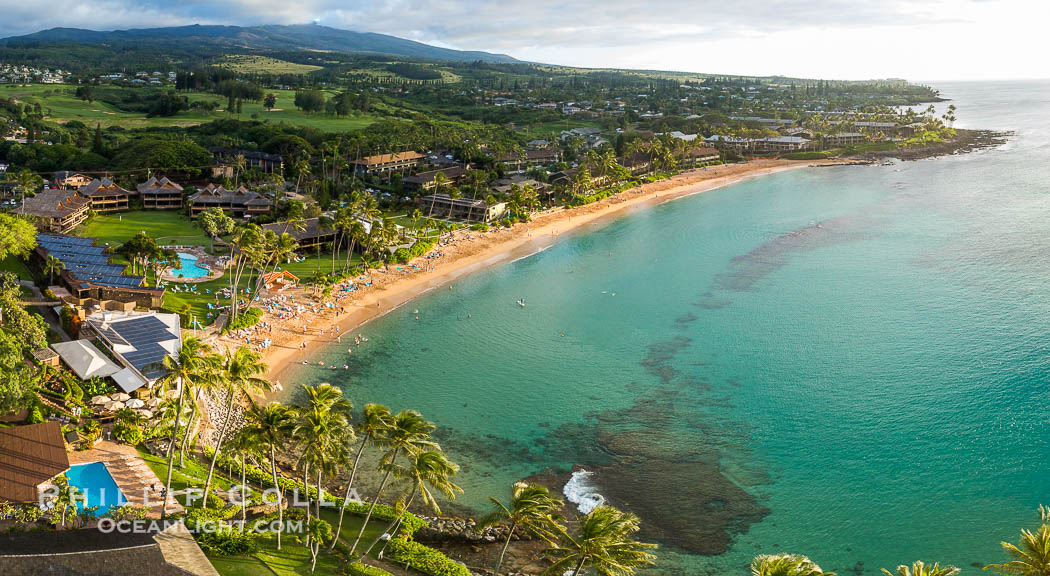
[
  {"xmin": 302, "ymin": 461, "xmax": 312, "ymax": 546},
  {"xmin": 179, "ymin": 387, "xmax": 204, "ymax": 468},
  {"xmin": 493, "ymin": 523, "xmax": 517, "ymax": 576},
  {"xmin": 315, "ymin": 468, "xmax": 323, "ymax": 518},
  {"xmin": 330, "ymin": 436, "xmax": 369, "ymax": 552},
  {"xmin": 161, "ymin": 378, "xmax": 186, "ymax": 519},
  {"xmin": 240, "ymin": 452, "xmax": 247, "ymax": 529},
  {"xmin": 348, "ymin": 446, "xmax": 399, "ymax": 555},
  {"xmin": 202, "ymin": 387, "xmax": 236, "ymax": 503},
  {"xmin": 363, "ymin": 490, "xmax": 416, "ymax": 559},
  {"xmin": 271, "ymin": 443, "xmax": 284, "ymax": 550}
]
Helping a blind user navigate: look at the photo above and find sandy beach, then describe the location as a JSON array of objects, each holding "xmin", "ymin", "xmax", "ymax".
[{"xmin": 208, "ymin": 157, "xmax": 854, "ymax": 385}]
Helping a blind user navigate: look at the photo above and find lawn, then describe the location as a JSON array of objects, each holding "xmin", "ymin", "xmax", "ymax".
[
  {"xmin": 79, "ymin": 211, "xmax": 212, "ymax": 248},
  {"xmin": 218, "ymin": 56, "xmax": 323, "ymax": 75},
  {"xmin": 140, "ymin": 447, "xmax": 394, "ymax": 576},
  {"xmin": 0, "ymin": 254, "xmax": 32, "ymax": 280},
  {"xmin": 0, "ymin": 85, "xmax": 379, "ymax": 132}
]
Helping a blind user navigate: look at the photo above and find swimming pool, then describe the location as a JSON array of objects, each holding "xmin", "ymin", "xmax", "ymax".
[
  {"xmin": 175, "ymin": 252, "xmax": 210, "ymax": 279},
  {"xmin": 66, "ymin": 462, "xmax": 127, "ymax": 515}
]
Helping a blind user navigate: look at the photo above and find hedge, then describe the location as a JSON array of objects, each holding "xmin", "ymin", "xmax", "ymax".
[
  {"xmin": 386, "ymin": 537, "xmax": 471, "ymax": 576},
  {"xmin": 345, "ymin": 562, "xmax": 397, "ymax": 576},
  {"xmin": 201, "ymin": 447, "xmax": 427, "ymax": 536},
  {"xmin": 225, "ymin": 307, "xmax": 262, "ymax": 332}
]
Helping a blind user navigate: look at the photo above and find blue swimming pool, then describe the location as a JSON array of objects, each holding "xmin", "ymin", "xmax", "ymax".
[
  {"xmin": 66, "ymin": 462, "xmax": 126, "ymax": 515},
  {"xmin": 175, "ymin": 252, "xmax": 209, "ymax": 279}
]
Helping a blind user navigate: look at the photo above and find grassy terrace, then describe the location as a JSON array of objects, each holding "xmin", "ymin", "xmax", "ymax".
[
  {"xmin": 80, "ymin": 211, "xmax": 213, "ymax": 248},
  {"xmin": 139, "ymin": 447, "xmax": 391, "ymax": 576},
  {"xmin": 0, "ymin": 85, "xmax": 379, "ymax": 132},
  {"xmin": 0, "ymin": 254, "xmax": 32, "ymax": 281}
]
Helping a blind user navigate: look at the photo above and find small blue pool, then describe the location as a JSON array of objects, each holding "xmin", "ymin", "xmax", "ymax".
[
  {"xmin": 67, "ymin": 462, "xmax": 127, "ymax": 516},
  {"xmin": 175, "ymin": 252, "xmax": 209, "ymax": 279}
]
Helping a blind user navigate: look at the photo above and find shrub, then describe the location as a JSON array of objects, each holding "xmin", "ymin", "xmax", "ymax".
[
  {"xmin": 195, "ymin": 527, "xmax": 260, "ymax": 556},
  {"xmin": 345, "ymin": 562, "xmax": 397, "ymax": 576},
  {"xmin": 386, "ymin": 537, "xmax": 471, "ymax": 576},
  {"xmin": 782, "ymin": 150, "xmax": 831, "ymax": 160},
  {"xmin": 226, "ymin": 307, "xmax": 262, "ymax": 332},
  {"xmin": 26, "ymin": 406, "xmax": 44, "ymax": 424},
  {"xmin": 112, "ymin": 420, "xmax": 144, "ymax": 445}
]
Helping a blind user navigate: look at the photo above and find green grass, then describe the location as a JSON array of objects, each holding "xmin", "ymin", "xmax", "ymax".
[
  {"xmin": 0, "ymin": 85, "xmax": 380, "ymax": 132},
  {"xmin": 218, "ymin": 55, "xmax": 324, "ymax": 75},
  {"xmin": 79, "ymin": 210, "xmax": 211, "ymax": 247},
  {"xmin": 0, "ymin": 255, "xmax": 32, "ymax": 280}
]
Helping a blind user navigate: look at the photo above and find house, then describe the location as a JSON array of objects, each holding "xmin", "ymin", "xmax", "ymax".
[
  {"xmin": 402, "ymin": 166, "xmax": 471, "ymax": 194},
  {"xmin": 34, "ymin": 234, "xmax": 165, "ymax": 309},
  {"xmin": 618, "ymin": 153, "xmax": 653, "ymax": 175},
  {"xmin": 53, "ymin": 171, "xmax": 91, "ymax": 190},
  {"xmin": 261, "ymin": 270, "xmax": 299, "ymax": 292},
  {"xmin": 261, "ymin": 217, "xmax": 337, "ymax": 248},
  {"xmin": 497, "ymin": 149, "xmax": 561, "ymax": 170},
  {"xmin": 15, "ymin": 189, "xmax": 90, "ymax": 234},
  {"xmin": 137, "ymin": 176, "xmax": 184, "ymax": 210},
  {"xmin": 418, "ymin": 194, "xmax": 507, "ymax": 223},
  {"xmin": 492, "ymin": 175, "xmax": 551, "ymax": 196},
  {"xmin": 50, "ymin": 339, "xmax": 123, "ymax": 382},
  {"xmin": 0, "ymin": 162, "xmax": 8, "ymax": 173},
  {"xmin": 188, "ymin": 184, "xmax": 270, "ymax": 219},
  {"xmin": 209, "ymin": 147, "xmax": 284, "ymax": 174},
  {"xmin": 0, "ymin": 422, "xmax": 69, "ymax": 504},
  {"xmin": 679, "ymin": 147, "xmax": 721, "ymax": 167},
  {"xmin": 80, "ymin": 178, "xmax": 135, "ymax": 213},
  {"xmin": 78, "ymin": 310, "xmax": 182, "ymax": 396},
  {"xmin": 823, "ymin": 132, "xmax": 867, "ymax": 148},
  {"xmin": 351, "ymin": 151, "xmax": 425, "ymax": 176}
]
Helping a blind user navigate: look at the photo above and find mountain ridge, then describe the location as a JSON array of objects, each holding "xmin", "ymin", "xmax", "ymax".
[{"xmin": 0, "ymin": 23, "xmax": 519, "ymax": 64}]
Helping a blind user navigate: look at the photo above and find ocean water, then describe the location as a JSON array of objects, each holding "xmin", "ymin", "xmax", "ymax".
[{"xmin": 287, "ymin": 80, "xmax": 1050, "ymax": 575}]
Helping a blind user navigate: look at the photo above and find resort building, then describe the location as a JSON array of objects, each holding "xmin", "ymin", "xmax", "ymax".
[
  {"xmin": 0, "ymin": 421, "xmax": 70, "ymax": 504},
  {"xmin": 351, "ymin": 151, "xmax": 425, "ymax": 176},
  {"xmin": 78, "ymin": 310, "xmax": 182, "ymax": 395},
  {"xmin": 209, "ymin": 147, "xmax": 284, "ymax": 174},
  {"xmin": 80, "ymin": 178, "xmax": 135, "ymax": 213},
  {"xmin": 261, "ymin": 217, "xmax": 337, "ymax": 248},
  {"xmin": 496, "ymin": 149, "xmax": 562, "ymax": 170},
  {"xmin": 402, "ymin": 166, "xmax": 471, "ymax": 194},
  {"xmin": 52, "ymin": 171, "xmax": 92, "ymax": 190},
  {"xmin": 418, "ymin": 194, "xmax": 507, "ymax": 223},
  {"xmin": 188, "ymin": 184, "xmax": 270, "ymax": 219},
  {"xmin": 619, "ymin": 153, "xmax": 654, "ymax": 175},
  {"xmin": 752, "ymin": 136, "xmax": 813, "ymax": 152},
  {"xmin": 492, "ymin": 174, "xmax": 551, "ymax": 196},
  {"xmin": 823, "ymin": 132, "xmax": 868, "ymax": 147},
  {"xmin": 34, "ymin": 234, "xmax": 165, "ymax": 309},
  {"xmin": 679, "ymin": 147, "xmax": 721, "ymax": 167},
  {"xmin": 15, "ymin": 189, "xmax": 90, "ymax": 234},
  {"xmin": 137, "ymin": 176, "xmax": 184, "ymax": 210}
]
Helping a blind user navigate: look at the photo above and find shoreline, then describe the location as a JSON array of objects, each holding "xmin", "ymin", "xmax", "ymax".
[{"xmin": 215, "ymin": 157, "xmax": 854, "ymax": 387}]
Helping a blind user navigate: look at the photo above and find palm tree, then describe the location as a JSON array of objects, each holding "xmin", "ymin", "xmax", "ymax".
[
  {"xmin": 348, "ymin": 410, "xmax": 437, "ymax": 555},
  {"xmin": 427, "ymin": 172, "xmax": 452, "ymax": 218},
  {"xmin": 362, "ymin": 449, "xmax": 462, "ymax": 559},
  {"xmin": 51, "ymin": 474, "xmax": 80, "ymax": 529},
  {"xmin": 883, "ymin": 562, "xmax": 960, "ymax": 576},
  {"xmin": 293, "ymin": 384, "xmax": 351, "ymax": 538},
  {"xmin": 331, "ymin": 403, "xmax": 393, "ymax": 552},
  {"xmin": 245, "ymin": 401, "xmax": 294, "ymax": 549},
  {"xmin": 158, "ymin": 337, "xmax": 219, "ymax": 519},
  {"xmin": 483, "ymin": 482, "xmax": 564, "ymax": 576},
  {"xmin": 233, "ymin": 154, "xmax": 247, "ymax": 187},
  {"xmin": 44, "ymin": 254, "xmax": 64, "ymax": 283},
  {"xmin": 14, "ymin": 169, "xmax": 42, "ymax": 213},
  {"xmin": 202, "ymin": 346, "xmax": 271, "ymax": 504},
  {"xmin": 543, "ymin": 505, "xmax": 657, "ymax": 576},
  {"xmin": 228, "ymin": 427, "xmax": 261, "ymax": 528},
  {"xmin": 751, "ymin": 554, "xmax": 835, "ymax": 576},
  {"xmin": 986, "ymin": 513, "xmax": 1050, "ymax": 576}
]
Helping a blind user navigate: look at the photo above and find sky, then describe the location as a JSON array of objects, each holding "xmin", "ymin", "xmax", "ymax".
[{"xmin": 0, "ymin": 0, "xmax": 1046, "ymax": 81}]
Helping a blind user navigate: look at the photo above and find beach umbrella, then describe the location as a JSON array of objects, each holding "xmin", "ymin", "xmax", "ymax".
[
  {"xmin": 134, "ymin": 409, "xmax": 153, "ymax": 419},
  {"xmin": 91, "ymin": 395, "xmax": 110, "ymax": 405},
  {"xmin": 111, "ymin": 393, "xmax": 131, "ymax": 402},
  {"xmin": 145, "ymin": 398, "xmax": 162, "ymax": 408},
  {"xmin": 126, "ymin": 399, "xmax": 145, "ymax": 409},
  {"xmin": 104, "ymin": 400, "xmax": 124, "ymax": 411}
]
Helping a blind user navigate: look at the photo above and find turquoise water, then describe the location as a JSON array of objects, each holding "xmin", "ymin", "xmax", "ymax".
[
  {"xmin": 176, "ymin": 252, "xmax": 209, "ymax": 278},
  {"xmin": 288, "ymin": 81, "xmax": 1050, "ymax": 575},
  {"xmin": 67, "ymin": 462, "xmax": 126, "ymax": 516}
]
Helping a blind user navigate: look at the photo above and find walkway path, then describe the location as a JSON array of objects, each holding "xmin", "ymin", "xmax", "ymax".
[{"xmin": 155, "ymin": 521, "xmax": 221, "ymax": 576}]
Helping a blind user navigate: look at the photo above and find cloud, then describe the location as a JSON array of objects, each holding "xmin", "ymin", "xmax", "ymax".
[{"xmin": 0, "ymin": 0, "xmax": 1042, "ymax": 80}]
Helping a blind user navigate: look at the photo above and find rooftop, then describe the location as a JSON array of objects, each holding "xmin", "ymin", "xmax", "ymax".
[{"xmin": 0, "ymin": 422, "xmax": 70, "ymax": 503}]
